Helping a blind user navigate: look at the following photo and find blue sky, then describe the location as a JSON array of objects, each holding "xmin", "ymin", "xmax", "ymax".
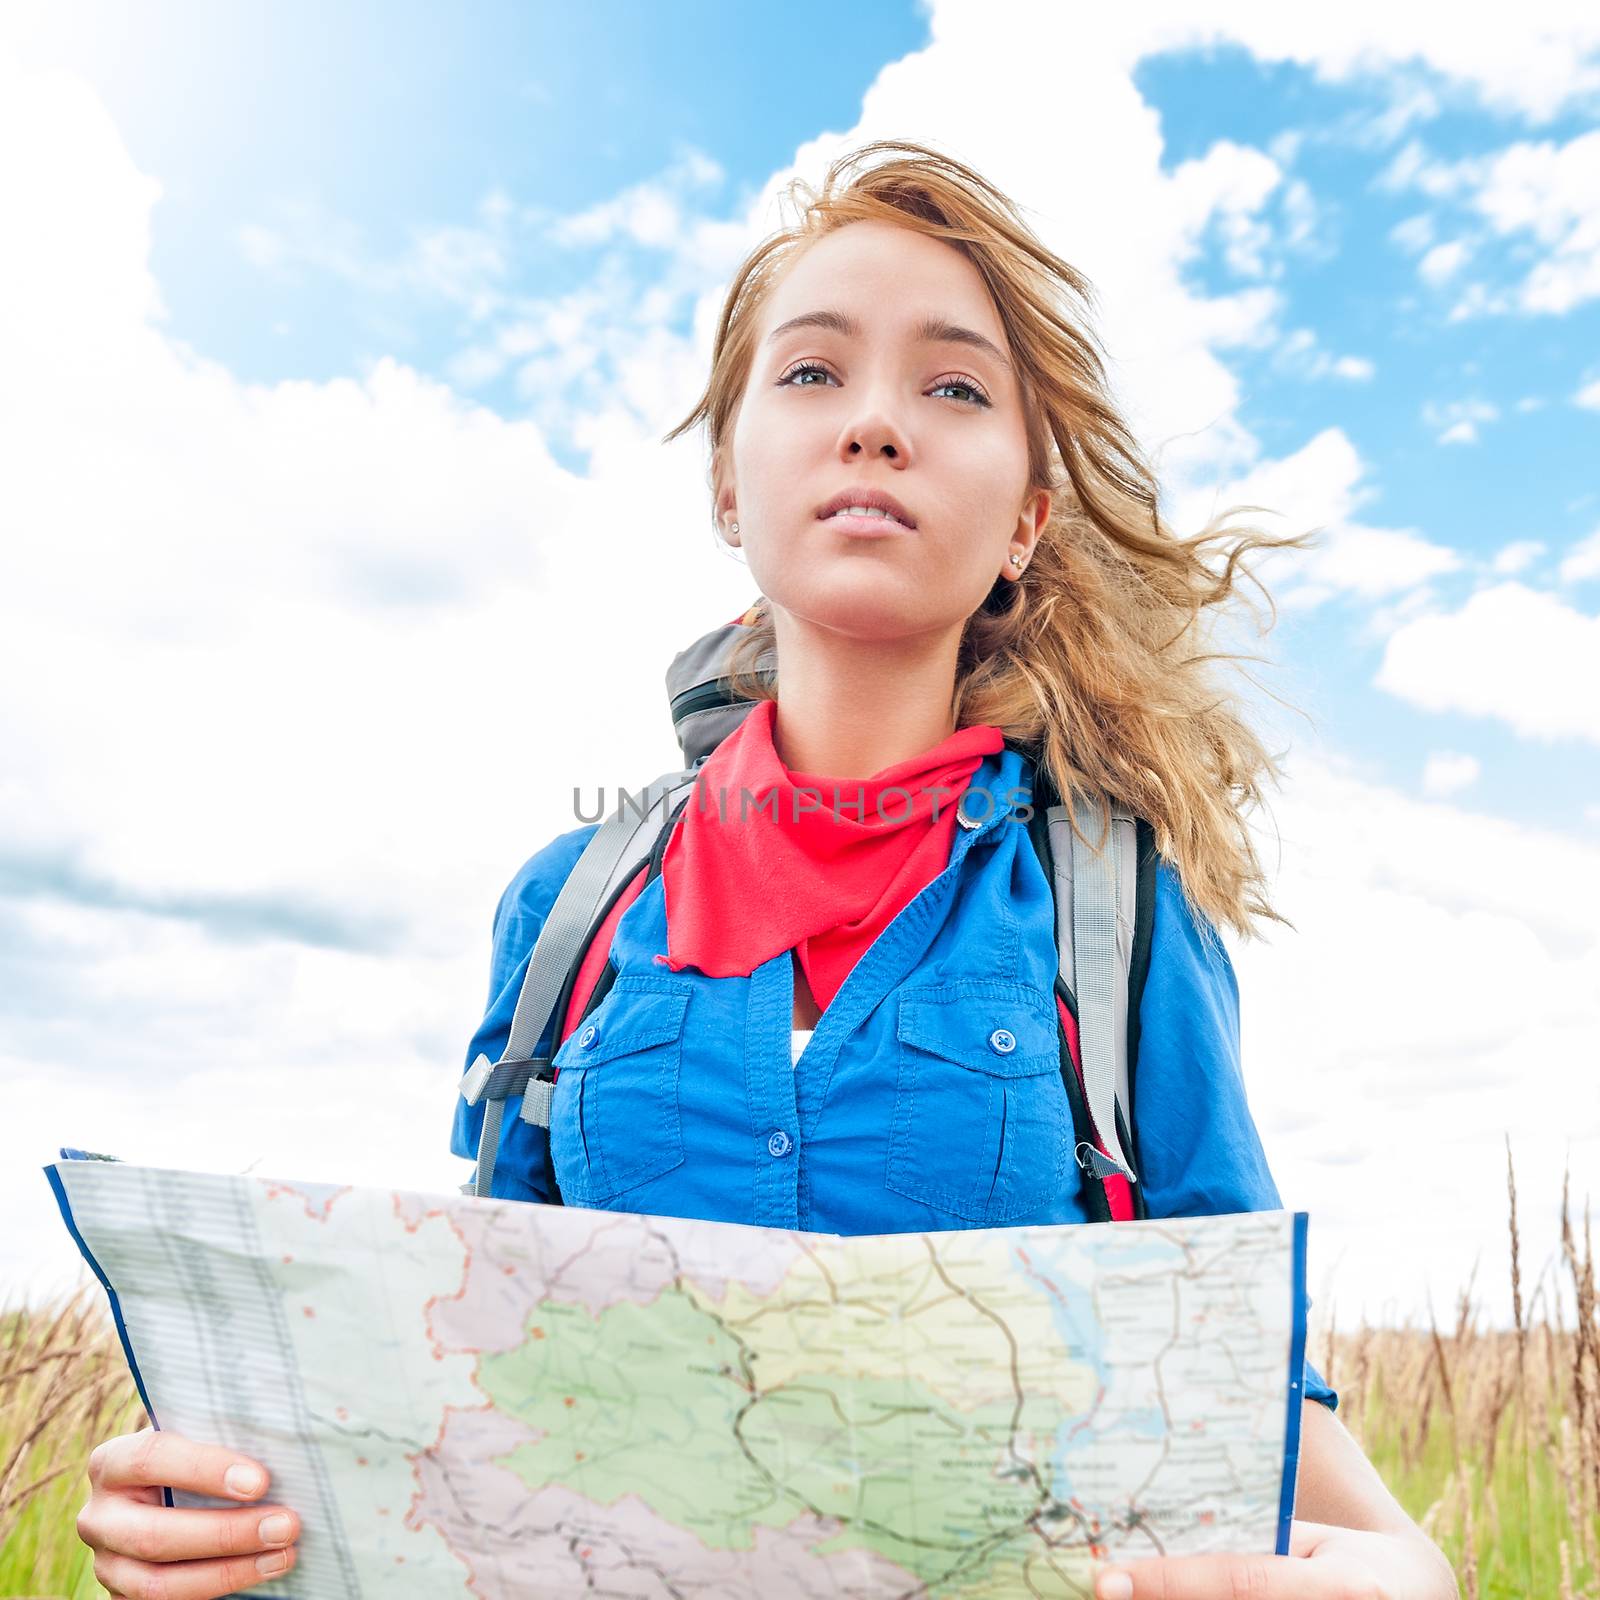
[
  {"xmin": 47, "ymin": 0, "xmax": 929, "ymax": 392},
  {"xmin": 1, "ymin": 1, "xmax": 1596, "ymax": 1321},
  {"xmin": 27, "ymin": 0, "xmax": 1595, "ymax": 826}
]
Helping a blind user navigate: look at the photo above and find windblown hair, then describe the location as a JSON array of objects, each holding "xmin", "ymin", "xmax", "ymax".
[{"xmin": 663, "ymin": 139, "xmax": 1314, "ymax": 940}]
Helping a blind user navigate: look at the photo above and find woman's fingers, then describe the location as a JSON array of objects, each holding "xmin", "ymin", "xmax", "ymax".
[
  {"xmin": 88, "ymin": 1428, "xmax": 271, "ymax": 1500},
  {"xmin": 1094, "ymin": 1550, "xmax": 1360, "ymax": 1598},
  {"xmin": 77, "ymin": 1427, "xmax": 300, "ymax": 1597},
  {"xmin": 86, "ymin": 1492, "xmax": 299, "ymax": 1563},
  {"xmin": 93, "ymin": 1543, "xmax": 297, "ymax": 1599}
]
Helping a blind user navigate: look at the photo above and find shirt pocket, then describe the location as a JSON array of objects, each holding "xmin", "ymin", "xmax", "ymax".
[
  {"xmin": 549, "ymin": 976, "xmax": 693, "ymax": 1208},
  {"xmin": 886, "ymin": 978, "xmax": 1072, "ymax": 1224}
]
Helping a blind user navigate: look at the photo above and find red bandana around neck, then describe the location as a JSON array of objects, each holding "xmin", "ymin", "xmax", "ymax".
[{"xmin": 659, "ymin": 698, "xmax": 1005, "ymax": 1013}]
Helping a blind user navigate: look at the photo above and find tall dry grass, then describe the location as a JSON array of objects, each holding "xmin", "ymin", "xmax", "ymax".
[
  {"xmin": 2, "ymin": 1146, "xmax": 1595, "ymax": 1596},
  {"xmin": 0, "ymin": 1286, "xmax": 146, "ymax": 1598},
  {"xmin": 1321, "ymin": 1149, "xmax": 1598, "ymax": 1599}
]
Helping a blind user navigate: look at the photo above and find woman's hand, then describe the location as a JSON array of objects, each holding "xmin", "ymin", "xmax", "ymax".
[
  {"xmin": 76, "ymin": 1427, "xmax": 300, "ymax": 1598},
  {"xmin": 1093, "ymin": 1519, "xmax": 1459, "ymax": 1599}
]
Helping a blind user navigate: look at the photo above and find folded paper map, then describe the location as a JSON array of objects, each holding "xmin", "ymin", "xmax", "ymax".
[{"xmin": 47, "ymin": 1159, "xmax": 1309, "ymax": 1598}]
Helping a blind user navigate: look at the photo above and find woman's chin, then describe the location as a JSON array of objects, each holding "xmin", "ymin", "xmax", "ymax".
[{"xmin": 771, "ymin": 587, "xmax": 948, "ymax": 641}]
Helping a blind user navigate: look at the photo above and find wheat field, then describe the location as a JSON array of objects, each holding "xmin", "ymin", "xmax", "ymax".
[{"xmin": 3, "ymin": 1146, "xmax": 1594, "ymax": 1599}]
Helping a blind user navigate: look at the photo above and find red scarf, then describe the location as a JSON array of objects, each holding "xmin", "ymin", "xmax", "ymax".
[{"xmin": 659, "ymin": 698, "xmax": 1005, "ymax": 1013}]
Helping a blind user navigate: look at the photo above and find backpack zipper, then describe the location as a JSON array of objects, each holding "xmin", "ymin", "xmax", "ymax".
[{"xmin": 669, "ymin": 678, "xmax": 743, "ymax": 723}]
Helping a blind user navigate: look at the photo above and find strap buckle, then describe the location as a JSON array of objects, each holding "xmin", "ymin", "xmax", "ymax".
[
  {"xmin": 459, "ymin": 1053, "xmax": 495, "ymax": 1106},
  {"xmin": 1076, "ymin": 1141, "xmax": 1136, "ymax": 1183},
  {"xmin": 459, "ymin": 1054, "xmax": 553, "ymax": 1107}
]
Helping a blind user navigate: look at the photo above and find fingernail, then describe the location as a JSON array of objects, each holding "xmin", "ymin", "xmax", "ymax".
[
  {"xmin": 1097, "ymin": 1574, "xmax": 1133, "ymax": 1600},
  {"xmin": 225, "ymin": 1463, "xmax": 266, "ymax": 1496},
  {"xmin": 259, "ymin": 1513, "xmax": 293, "ymax": 1545},
  {"xmin": 257, "ymin": 1549, "xmax": 291, "ymax": 1575}
]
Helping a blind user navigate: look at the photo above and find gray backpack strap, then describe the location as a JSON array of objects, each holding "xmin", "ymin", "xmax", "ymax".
[
  {"xmin": 1046, "ymin": 793, "xmax": 1139, "ymax": 1185},
  {"xmin": 461, "ymin": 766, "xmax": 701, "ymax": 1198}
]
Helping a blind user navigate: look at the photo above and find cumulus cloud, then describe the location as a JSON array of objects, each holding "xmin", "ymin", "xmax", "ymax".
[
  {"xmin": 1138, "ymin": 2, "xmax": 1600, "ymax": 123},
  {"xmin": 1375, "ymin": 583, "xmax": 1600, "ymax": 743},
  {"xmin": 0, "ymin": 48, "xmax": 757, "ymax": 1295},
  {"xmin": 1419, "ymin": 238, "xmax": 1473, "ymax": 284},
  {"xmin": 1390, "ymin": 213, "xmax": 1436, "ymax": 255},
  {"xmin": 1272, "ymin": 329, "xmax": 1376, "ymax": 383},
  {"xmin": 3, "ymin": 2, "xmax": 1598, "ymax": 1329},
  {"xmin": 1385, "ymin": 127, "xmax": 1600, "ymax": 316},
  {"xmin": 1234, "ymin": 753, "xmax": 1599, "ymax": 1324},
  {"xmin": 1423, "ymin": 397, "xmax": 1500, "ymax": 444},
  {"xmin": 1168, "ymin": 427, "xmax": 1462, "ymax": 610},
  {"xmin": 1561, "ymin": 526, "xmax": 1600, "ymax": 583},
  {"xmin": 1421, "ymin": 751, "xmax": 1482, "ymax": 797},
  {"xmin": 1492, "ymin": 539, "xmax": 1546, "ymax": 575}
]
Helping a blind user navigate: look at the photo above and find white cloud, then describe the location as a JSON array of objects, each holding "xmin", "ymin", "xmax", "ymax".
[
  {"xmin": 1235, "ymin": 752, "xmax": 1600, "ymax": 1325},
  {"xmin": 1423, "ymin": 397, "xmax": 1499, "ymax": 444},
  {"xmin": 1169, "ymin": 427, "xmax": 1462, "ymax": 610},
  {"xmin": 1387, "ymin": 127, "xmax": 1600, "ymax": 316},
  {"xmin": 1304, "ymin": 525, "xmax": 1462, "ymax": 599},
  {"xmin": 1561, "ymin": 526, "xmax": 1600, "ymax": 583},
  {"xmin": 4, "ymin": 2, "xmax": 1598, "ymax": 1331},
  {"xmin": 1491, "ymin": 538, "xmax": 1545, "ymax": 574},
  {"xmin": 1375, "ymin": 583, "xmax": 1600, "ymax": 742},
  {"xmin": 1389, "ymin": 213, "xmax": 1435, "ymax": 255},
  {"xmin": 0, "ymin": 47, "xmax": 759, "ymax": 1296},
  {"xmin": 235, "ymin": 197, "xmax": 514, "ymax": 320},
  {"xmin": 1576, "ymin": 377, "xmax": 1600, "ymax": 409},
  {"xmin": 1365, "ymin": 83, "xmax": 1442, "ymax": 145},
  {"xmin": 1272, "ymin": 329, "xmax": 1376, "ymax": 383},
  {"xmin": 1421, "ymin": 750, "xmax": 1482, "ymax": 797},
  {"xmin": 1138, "ymin": 5, "xmax": 1600, "ymax": 123},
  {"xmin": 1280, "ymin": 178, "xmax": 1323, "ymax": 254},
  {"xmin": 550, "ymin": 147, "xmax": 726, "ymax": 249},
  {"xmin": 1419, "ymin": 238, "xmax": 1472, "ymax": 284}
]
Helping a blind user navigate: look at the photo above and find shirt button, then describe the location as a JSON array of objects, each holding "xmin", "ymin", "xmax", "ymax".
[
  {"xmin": 766, "ymin": 1129, "xmax": 793, "ymax": 1158},
  {"xmin": 989, "ymin": 1027, "xmax": 1016, "ymax": 1055},
  {"xmin": 578, "ymin": 1024, "xmax": 599, "ymax": 1050}
]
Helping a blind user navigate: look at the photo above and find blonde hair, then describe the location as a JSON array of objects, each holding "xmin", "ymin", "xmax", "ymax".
[{"xmin": 663, "ymin": 139, "xmax": 1314, "ymax": 939}]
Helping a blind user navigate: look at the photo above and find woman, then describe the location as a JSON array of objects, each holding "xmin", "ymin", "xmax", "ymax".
[{"xmin": 77, "ymin": 141, "xmax": 1458, "ymax": 1600}]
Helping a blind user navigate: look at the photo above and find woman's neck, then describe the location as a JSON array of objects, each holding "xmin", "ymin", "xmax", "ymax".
[{"xmin": 768, "ymin": 611, "xmax": 964, "ymax": 779}]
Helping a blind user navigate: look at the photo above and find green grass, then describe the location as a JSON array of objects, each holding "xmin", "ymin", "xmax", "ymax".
[{"xmin": 1335, "ymin": 1333, "xmax": 1595, "ymax": 1600}]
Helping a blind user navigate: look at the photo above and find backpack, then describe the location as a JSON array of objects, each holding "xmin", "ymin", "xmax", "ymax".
[{"xmin": 460, "ymin": 609, "xmax": 1157, "ymax": 1223}]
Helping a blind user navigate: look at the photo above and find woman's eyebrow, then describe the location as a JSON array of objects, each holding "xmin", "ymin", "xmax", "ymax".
[{"xmin": 764, "ymin": 309, "xmax": 1012, "ymax": 373}]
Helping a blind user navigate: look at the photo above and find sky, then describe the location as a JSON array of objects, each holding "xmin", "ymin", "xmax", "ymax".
[{"xmin": 1, "ymin": 0, "xmax": 1597, "ymax": 1332}]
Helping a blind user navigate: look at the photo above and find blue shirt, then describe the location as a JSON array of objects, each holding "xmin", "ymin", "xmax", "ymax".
[{"xmin": 452, "ymin": 743, "xmax": 1337, "ymax": 1410}]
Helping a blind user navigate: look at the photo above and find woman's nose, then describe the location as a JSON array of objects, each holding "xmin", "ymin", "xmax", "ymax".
[{"xmin": 838, "ymin": 406, "xmax": 915, "ymax": 467}]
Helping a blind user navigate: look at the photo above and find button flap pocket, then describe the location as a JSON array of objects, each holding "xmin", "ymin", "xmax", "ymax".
[
  {"xmin": 558, "ymin": 978, "xmax": 691, "ymax": 1069},
  {"xmin": 896, "ymin": 980, "xmax": 1059, "ymax": 1077}
]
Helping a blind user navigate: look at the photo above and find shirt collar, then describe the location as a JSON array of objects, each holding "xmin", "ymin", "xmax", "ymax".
[{"xmin": 953, "ymin": 744, "xmax": 1034, "ymax": 845}]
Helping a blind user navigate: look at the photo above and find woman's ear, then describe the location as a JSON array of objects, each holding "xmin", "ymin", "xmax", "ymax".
[
  {"xmin": 1007, "ymin": 488, "xmax": 1050, "ymax": 574},
  {"xmin": 712, "ymin": 460, "xmax": 740, "ymax": 547}
]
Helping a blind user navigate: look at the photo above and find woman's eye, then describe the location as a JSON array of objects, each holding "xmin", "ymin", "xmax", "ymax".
[
  {"xmin": 778, "ymin": 360, "xmax": 838, "ymax": 389},
  {"xmin": 930, "ymin": 376, "xmax": 991, "ymax": 407}
]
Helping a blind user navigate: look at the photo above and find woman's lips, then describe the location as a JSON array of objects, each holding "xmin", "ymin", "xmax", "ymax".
[{"xmin": 819, "ymin": 511, "xmax": 915, "ymax": 537}]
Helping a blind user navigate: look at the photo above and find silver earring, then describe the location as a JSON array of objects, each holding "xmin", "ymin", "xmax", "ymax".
[
  {"xmin": 731, "ymin": 521, "xmax": 740, "ymax": 535},
  {"xmin": 1009, "ymin": 553, "xmax": 1022, "ymax": 569}
]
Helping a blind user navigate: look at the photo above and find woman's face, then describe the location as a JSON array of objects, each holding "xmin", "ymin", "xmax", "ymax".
[{"xmin": 717, "ymin": 219, "xmax": 1047, "ymax": 640}]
